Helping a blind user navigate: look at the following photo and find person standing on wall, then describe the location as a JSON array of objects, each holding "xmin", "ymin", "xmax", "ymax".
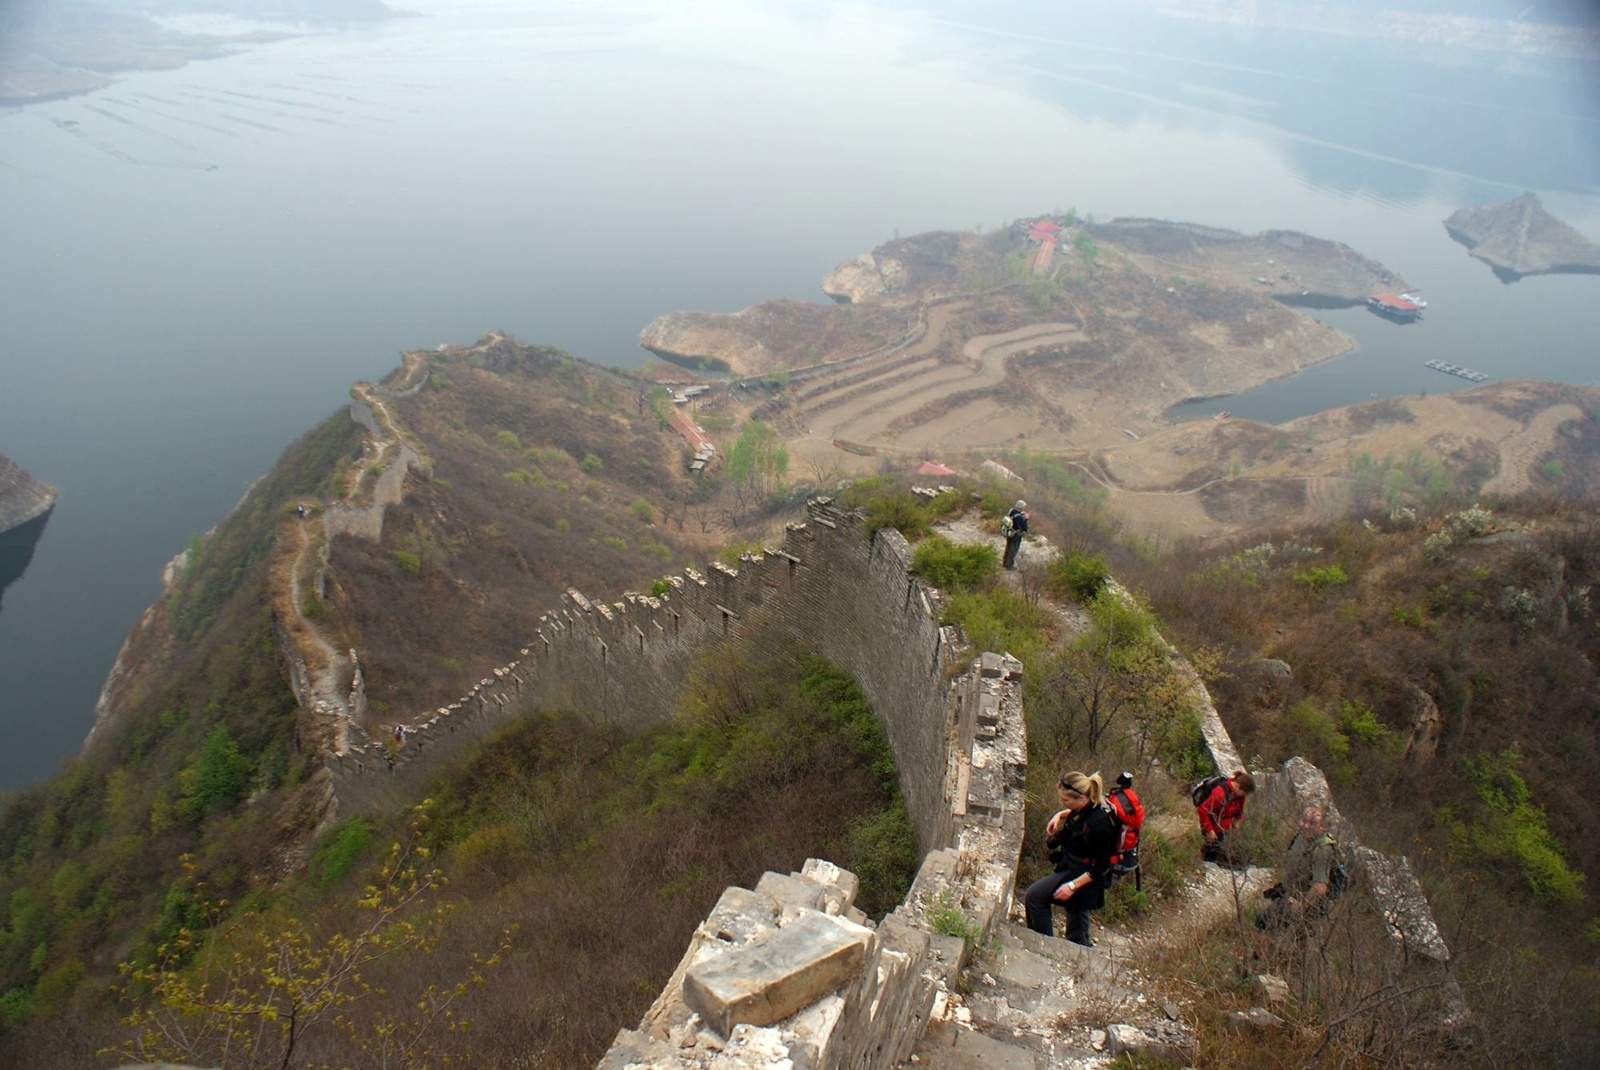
[
  {"xmin": 1197, "ymin": 769, "xmax": 1256, "ymax": 864},
  {"xmin": 1002, "ymin": 499, "xmax": 1029, "ymax": 569},
  {"xmin": 1024, "ymin": 770, "xmax": 1117, "ymax": 947}
]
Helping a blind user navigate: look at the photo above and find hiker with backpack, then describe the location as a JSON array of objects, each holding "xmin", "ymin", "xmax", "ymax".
[
  {"xmin": 1256, "ymin": 804, "xmax": 1342, "ymax": 937},
  {"xmin": 1001, "ymin": 499, "xmax": 1029, "ymax": 569},
  {"xmin": 1024, "ymin": 771, "xmax": 1118, "ymax": 947},
  {"xmin": 1105, "ymin": 770, "xmax": 1145, "ymax": 887},
  {"xmin": 1194, "ymin": 769, "xmax": 1255, "ymax": 864}
]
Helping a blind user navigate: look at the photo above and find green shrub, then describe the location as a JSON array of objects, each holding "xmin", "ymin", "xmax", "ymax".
[
  {"xmin": 581, "ymin": 452, "xmax": 604, "ymax": 474},
  {"xmin": 309, "ymin": 818, "xmax": 372, "ymax": 892},
  {"xmin": 629, "ymin": 498, "xmax": 656, "ymax": 523},
  {"xmin": 1450, "ymin": 749, "xmax": 1586, "ymax": 906},
  {"xmin": 846, "ymin": 809, "xmax": 919, "ymax": 918},
  {"xmin": 495, "ymin": 430, "xmax": 521, "ymax": 451},
  {"xmin": 1049, "ymin": 549, "xmax": 1109, "ymax": 601},
  {"xmin": 649, "ymin": 578, "xmax": 672, "ymax": 597},
  {"xmin": 942, "ymin": 589, "xmax": 1053, "ymax": 664},
  {"xmin": 178, "ymin": 727, "xmax": 253, "ymax": 822},
  {"xmin": 911, "ymin": 535, "xmax": 998, "ymax": 592},
  {"xmin": 925, "ymin": 891, "xmax": 983, "ymax": 942},
  {"xmin": 717, "ymin": 540, "xmax": 763, "ymax": 568},
  {"xmin": 392, "ymin": 550, "xmax": 421, "ymax": 575},
  {"xmin": 0, "ymin": 986, "xmax": 32, "ymax": 1029},
  {"xmin": 1293, "ymin": 563, "xmax": 1350, "ymax": 594},
  {"xmin": 601, "ymin": 536, "xmax": 628, "ymax": 551},
  {"xmin": 1283, "ymin": 700, "xmax": 1353, "ymax": 786},
  {"xmin": 504, "ymin": 468, "xmax": 548, "ymax": 488},
  {"xmin": 1340, "ymin": 700, "xmax": 1398, "ymax": 752}
]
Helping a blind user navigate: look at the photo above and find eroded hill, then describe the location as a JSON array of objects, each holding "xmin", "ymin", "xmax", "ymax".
[{"xmin": 639, "ymin": 219, "xmax": 1600, "ymax": 540}]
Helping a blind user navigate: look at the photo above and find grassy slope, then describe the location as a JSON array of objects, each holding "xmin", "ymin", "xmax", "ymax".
[
  {"xmin": 0, "ymin": 341, "xmax": 887, "ymax": 1066},
  {"xmin": 1109, "ymin": 501, "xmax": 1600, "ymax": 1063}
]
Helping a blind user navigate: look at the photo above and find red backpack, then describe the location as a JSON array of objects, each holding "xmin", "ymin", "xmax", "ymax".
[{"xmin": 1106, "ymin": 786, "xmax": 1145, "ymax": 876}]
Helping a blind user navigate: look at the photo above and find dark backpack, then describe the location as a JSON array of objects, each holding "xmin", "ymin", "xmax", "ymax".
[
  {"xmin": 1106, "ymin": 787, "xmax": 1145, "ymax": 876},
  {"xmin": 1190, "ymin": 773, "xmax": 1229, "ymax": 808}
]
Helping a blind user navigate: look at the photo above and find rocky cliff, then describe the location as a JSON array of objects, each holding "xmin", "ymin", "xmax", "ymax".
[
  {"xmin": 1444, "ymin": 192, "xmax": 1600, "ymax": 281},
  {"xmin": 0, "ymin": 451, "xmax": 56, "ymax": 536}
]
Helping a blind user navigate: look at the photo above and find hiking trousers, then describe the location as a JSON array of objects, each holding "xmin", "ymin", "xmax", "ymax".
[{"xmin": 1024, "ymin": 871, "xmax": 1095, "ymax": 947}]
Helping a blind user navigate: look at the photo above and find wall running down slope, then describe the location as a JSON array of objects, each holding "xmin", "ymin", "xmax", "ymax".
[
  {"xmin": 329, "ymin": 499, "xmax": 975, "ymax": 851},
  {"xmin": 320, "ymin": 493, "xmax": 1457, "ymax": 1066}
]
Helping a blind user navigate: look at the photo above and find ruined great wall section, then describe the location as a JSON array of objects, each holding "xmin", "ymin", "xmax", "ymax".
[
  {"xmin": 310, "ymin": 494, "xmax": 1460, "ymax": 1066},
  {"xmin": 328, "ymin": 499, "xmax": 984, "ymax": 853},
  {"xmin": 258, "ymin": 350, "xmax": 1460, "ymax": 1065}
]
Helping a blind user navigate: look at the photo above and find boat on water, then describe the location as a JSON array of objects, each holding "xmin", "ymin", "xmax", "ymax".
[
  {"xmin": 1366, "ymin": 292, "xmax": 1423, "ymax": 323},
  {"xmin": 1399, "ymin": 291, "xmax": 1427, "ymax": 308}
]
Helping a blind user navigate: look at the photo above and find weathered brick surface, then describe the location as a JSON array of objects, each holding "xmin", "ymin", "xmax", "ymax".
[
  {"xmin": 331, "ymin": 500, "xmax": 963, "ymax": 849},
  {"xmin": 682, "ymin": 910, "xmax": 873, "ymax": 1036}
]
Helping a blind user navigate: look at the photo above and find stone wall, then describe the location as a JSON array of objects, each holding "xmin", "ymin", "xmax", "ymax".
[
  {"xmin": 322, "ymin": 398, "xmax": 418, "ymax": 544},
  {"xmin": 329, "ymin": 500, "xmax": 966, "ymax": 851},
  {"xmin": 598, "ymin": 653, "xmax": 1027, "ymax": 1070},
  {"xmin": 321, "ymin": 492, "xmax": 1461, "ymax": 1064}
]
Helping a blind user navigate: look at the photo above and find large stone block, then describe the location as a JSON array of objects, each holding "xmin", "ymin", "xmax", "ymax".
[
  {"xmin": 683, "ymin": 910, "xmax": 873, "ymax": 1038},
  {"xmin": 755, "ymin": 871, "xmax": 825, "ymax": 918}
]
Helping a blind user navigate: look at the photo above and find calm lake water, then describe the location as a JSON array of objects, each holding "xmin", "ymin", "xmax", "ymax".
[{"xmin": 2, "ymin": 0, "xmax": 1597, "ymax": 791}]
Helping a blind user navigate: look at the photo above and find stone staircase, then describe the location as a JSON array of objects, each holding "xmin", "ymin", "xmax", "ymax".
[
  {"xmin": 912, "ymin": 925, "xmax": 1118, "ymax": 1070},
  {"xmin": 909, "ymin": 859, "xmax": 1274, "ymax": 1070}
]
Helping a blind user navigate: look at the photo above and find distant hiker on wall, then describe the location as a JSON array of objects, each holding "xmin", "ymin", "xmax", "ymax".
[
  {"xmin": 1025, "ymin": 770, "xmax": 1118, "ymax": 947},
  {"xmin": 1196, "ymin": 770, "xmax": 1256, "ymax": 864},
  {"xmin": 1257, "ymin": 804, "xmax": 1339, "ymax": 939},
  {"xmin": 1002, "ymin": 499, "xmax": 1029, "ymax": 569}
]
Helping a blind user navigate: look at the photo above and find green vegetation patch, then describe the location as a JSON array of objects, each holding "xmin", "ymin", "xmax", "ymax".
[{"xmin": 911, "ymin": 535, "xmax": 998, "ymax": 592}]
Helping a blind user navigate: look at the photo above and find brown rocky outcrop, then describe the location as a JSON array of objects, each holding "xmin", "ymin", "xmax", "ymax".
[
  {"xmin": 821, "ymin": 251, "xmax": 909, "ymax": 304},
  {"xmin": 638, "ymin": 299, "xmax": 907, "ymax": 377},
  {"xmin": 0, "ymin": 451, "xmax": 56, "ymax": 536},
  {"xmin": 1444, "ymin": 192, "xmax": 1600, "ymax": 281}
]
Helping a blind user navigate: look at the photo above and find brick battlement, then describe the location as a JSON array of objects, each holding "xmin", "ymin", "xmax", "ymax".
[{"xmin": 328, "ymin": 499, "xmax": 966, "ymax": 851}]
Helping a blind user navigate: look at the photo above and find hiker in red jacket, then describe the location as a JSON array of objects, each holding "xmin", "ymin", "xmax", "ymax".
[{"xmin": 1198, "ymin": 770, "xmax": 1256, "ymax": 864}]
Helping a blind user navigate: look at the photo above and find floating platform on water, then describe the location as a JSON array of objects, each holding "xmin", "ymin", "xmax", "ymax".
[{"xmin": 1424, "ymin": 359, "xmax": 1488, "ymax": 383}]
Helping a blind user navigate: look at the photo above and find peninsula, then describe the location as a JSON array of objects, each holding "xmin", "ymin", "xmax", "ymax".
[
  {"xmin": 1443, "ymin": 192, "xmax": 1600, "ymax": 281},
  {"xmin": 0, "ymin": 452, "xmax": 56, "ymax": 537},
  {"xmin": 641, "ymin": 216, "xmax": 1600, "ymax": 539}
]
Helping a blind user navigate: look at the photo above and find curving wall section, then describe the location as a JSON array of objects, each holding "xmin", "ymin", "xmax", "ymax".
[
  {"xmin": 329, "ymin": 499, "xmax": 978, "ymax": 852},
  {"xmin": 322, "ymin": 494, "xmax": 1460, "ymax": 1067}
]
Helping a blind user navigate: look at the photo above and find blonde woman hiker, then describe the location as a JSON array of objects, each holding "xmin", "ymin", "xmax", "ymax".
[{"xmin": 1024, "ymin": 771, "xmax": 1118, "ymax": 947}]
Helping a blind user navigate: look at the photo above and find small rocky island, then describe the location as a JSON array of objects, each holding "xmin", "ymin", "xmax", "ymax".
[
  {"xmin": 0, "ymin": 452, "xmax": 56, "ymax": 537},
  {"xmin": 1444, "ymin": 192, "xmax": 1600, "ymax": 282}
]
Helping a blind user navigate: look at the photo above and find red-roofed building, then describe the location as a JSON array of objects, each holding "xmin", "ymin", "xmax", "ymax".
[{"xmin": 1366, "ymin": 292, "xmax": 1423, "ymax": 322}]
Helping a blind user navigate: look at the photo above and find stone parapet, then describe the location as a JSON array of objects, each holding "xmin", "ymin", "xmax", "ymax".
[
  {"xmin": 597, "ymin": 651, "xmax": 1027, "ymax": 1070},
  {"xmin": 330, "ymin": 500, "xmax": 968, "ymax": 852}
]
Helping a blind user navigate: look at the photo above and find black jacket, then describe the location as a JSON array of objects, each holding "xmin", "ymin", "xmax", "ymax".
[{"xmin": 1045, "ymin": 803, "xmax": 1118, "ymax": 910}]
